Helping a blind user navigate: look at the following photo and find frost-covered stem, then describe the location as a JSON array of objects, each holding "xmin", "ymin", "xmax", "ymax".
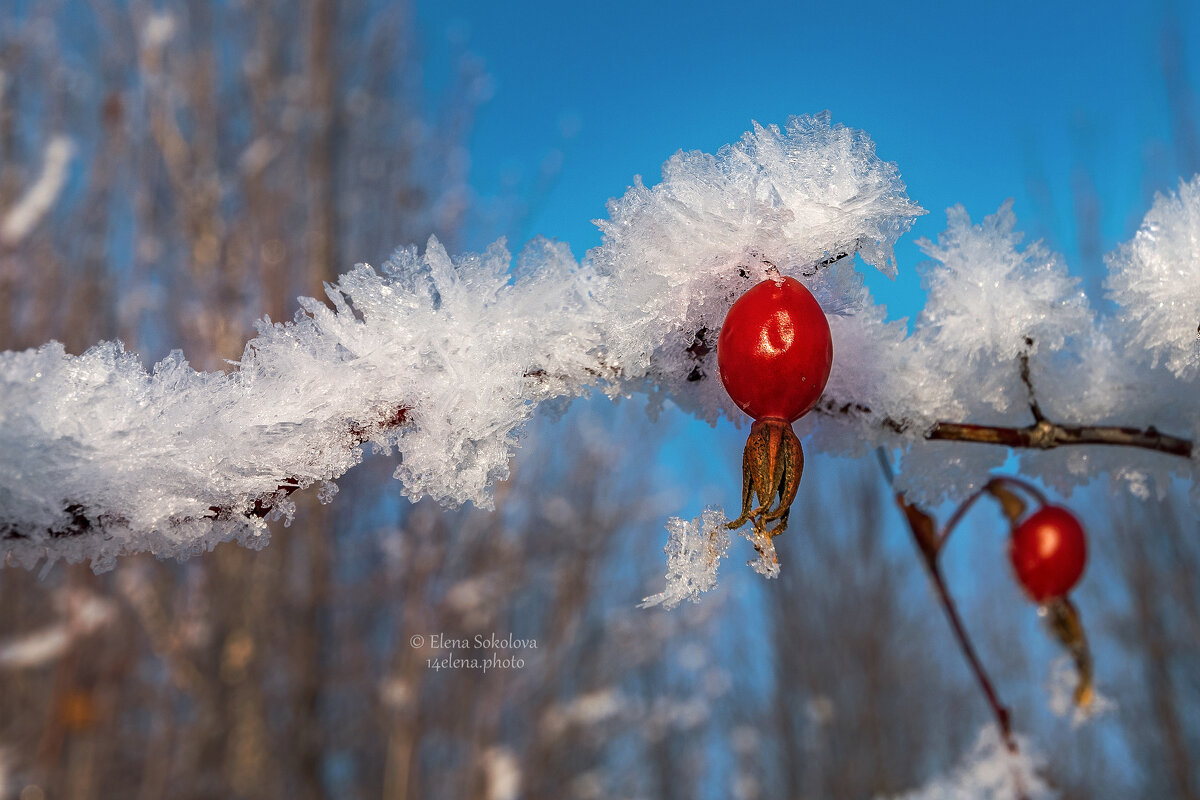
[
  {"xmin": 876, "ymin": 450, "xmax": 1028, "ymax": 798},
  {"xmin": 209, "ymin": 402, "xmax": 405, "ymax": 518},
  {"xmin": 928, "ymin": 339, "xmax": 1195, "ymax": 458},
  {"xmin": 799, "ymin": 249, "xmax": 852, "ymax": 276},
  {"xmin": 2, "ymin": 404, "xmax": 410, "ymax": 542},
  {"xmin": 925, "ymin": 418, "xmax": 1193, "ymax": 458}
]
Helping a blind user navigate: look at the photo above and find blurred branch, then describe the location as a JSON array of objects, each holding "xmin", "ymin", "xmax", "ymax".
[{"xmin": 874, "ymin": 449, "xmax": 1030, "ymax": 800}]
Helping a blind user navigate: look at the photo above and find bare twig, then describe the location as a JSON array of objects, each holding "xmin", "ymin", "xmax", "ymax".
[
  {"xmin": 818, "ymin": 397, "xmax": 1194, "ymax": 460},
  {"xmin": 875, "ymin": 449, "xmax": 1029, "ymax": 800},
  {"xmin": 936, "ymin": 476, "xmax": 1047, "ymax": 551},
  {"xmin": 926, "ymin": 419, "xmax": 1193, "ymax": 458}
]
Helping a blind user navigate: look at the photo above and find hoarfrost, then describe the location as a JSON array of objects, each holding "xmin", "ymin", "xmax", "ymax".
[
  {"xmin": 1106, "ymin": 175, "xmax": 1200, "ymax": 380},
  {"xmin": 915, "ymin": 201, "xmax": 1090, "ymax": 395},
  {"xmin": 881, "ymin": 725, "xmax": 1055, "ymax": 800},
  {"xmin": 741, "ymin": 527, "xmax": 781, "ymax": 579},
  {"xmin": 640, "ymin": 508, "xmax": 730, "ymax": 608},
  {"xmin": 0, "ymin": 116, "xmax": 1196, "ymax": 573},
  {"xmin": 1046, "ymin": 656, "xmax": 1116, "ymax": 727},
  {"xmin": 906, "ymin": 201, "xmax": 1090, "ymax": 435},
  {"xmin": 2, "ymin": 114, "xmax": 924, "ymax": 569}
]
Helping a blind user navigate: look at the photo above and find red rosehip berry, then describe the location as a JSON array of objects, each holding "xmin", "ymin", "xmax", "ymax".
[
  {"xmin": 717, "ymin": 276, "xmax": 833, "ymax": 423},
  {"xmin": 718, "ymin": 276, "xmax": 833, "ymax": 556},
  {"xmin": 1009, "ymin": 505, "xmax": 1087, "ymax": 602}
]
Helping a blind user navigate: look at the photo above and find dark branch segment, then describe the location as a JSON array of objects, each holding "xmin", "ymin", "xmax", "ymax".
[
  {"xmin": 927, "ymin": 419, "xmax": 1193, "ymax": 458},
  {"xmin": 817, "ymin": 395, "xmax": 1194, "ymax": 460}
]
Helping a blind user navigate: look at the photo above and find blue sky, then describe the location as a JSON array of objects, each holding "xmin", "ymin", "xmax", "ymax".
[{"xmin": 417, "ymin": 0, "xmax": 1200, "ymax": 322}]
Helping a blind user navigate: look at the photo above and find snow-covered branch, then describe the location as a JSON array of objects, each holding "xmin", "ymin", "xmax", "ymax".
[
  {"xmin": 1, "ymin": 114, "xmax": 920, "ymax": 569},
  {"xmin": 3, "ymin": 112, "xmax": 1199, "ymax": 573}
]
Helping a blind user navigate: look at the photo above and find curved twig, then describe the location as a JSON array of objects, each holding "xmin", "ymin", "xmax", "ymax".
[{"xmin": 875, "ymin": 449, "xmax": 1030, "ymax": 799}]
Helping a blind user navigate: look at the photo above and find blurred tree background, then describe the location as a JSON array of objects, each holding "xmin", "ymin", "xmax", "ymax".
[{"xmin": 1, "ymin": 2, "xmax": 1199, "ymax": 799}]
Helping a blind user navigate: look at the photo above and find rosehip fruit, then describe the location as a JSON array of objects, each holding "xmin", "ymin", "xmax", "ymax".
[
  {"xmin": 717, "ymin": 276, "xmax": 833, "ymax": 423},
  {"xmin": 1009, "ymin": 505, "xmax": 1087, "ymax": 602},
  {"xmin": 718, "ymin": 276, "xmax": 833, "ymax": 557}
]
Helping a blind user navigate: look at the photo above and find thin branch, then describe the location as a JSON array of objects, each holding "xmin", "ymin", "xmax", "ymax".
[
  {"xmin": 800, "ymin": 248, "xmax": 852, "ymax": 277},
  {"xmin": 875, "ymin": 449, "xmax": 1029, "ymax": 799},
  {"xmin": 821, "ymin": 398, "xmax": 1194, "ymax": 459},
  {"xmin": 935, "ymin": 475, "xmax": 1046, "ymax": 551},
  {"xmin": 926, "ymin": 419, "xmax": 1193, "ymax": 458},
  {"xmin": 208, "ymin": 404, "xmax": 408, "ymax": 521},
  {"xmin": 936, "ymin": 484, "xmax": 991, "ymax": 552},
  {"xmin": 1018, "ymin": 338, "xmax": 1045, "ymax": 423}
]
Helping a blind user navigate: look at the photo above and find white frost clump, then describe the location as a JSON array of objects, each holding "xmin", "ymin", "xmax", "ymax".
[
  {"xmin": 882, "ymin": 726, "xmax": 1055, "ymax": 800},
  {"xmin": 913, "ymin": 201, "xmax": 1090, "ymax": 425},
  {"xmin": 3, "ymin": 114, "xmax": 1197, "ymax": 572},
  {"xmin": 640, "ymin": 508, "xmax": 731, "ymax": 608},
  {"xmin": 887, "ymin": 202, "xmax": 1092, "ymax": 504},
  {"xmin": 918, "ymin": 203, "xmax": 1089, "ymax": 367},
  {"xmin": 1106, "ymin": 174, "xmax": 1200, "ymax": 380},
  {"xmin": 741, "ymin": 527, "xmax": 780, "ymax": 579},
  {"xmin": 1046, "ymin": 656, "xmax": 1115, "ymax": 728}
]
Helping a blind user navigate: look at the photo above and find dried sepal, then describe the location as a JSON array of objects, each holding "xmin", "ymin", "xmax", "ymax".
[
  {"xmin": 985, "ymin": 480, "xmax": 1028, "ymax": 526},
  {"xmin": 1042, "ymin": 596, "xmax": 1094, "ymax": 708},
  {"xmin": 726, "ymin": 418, "xmax": 804, "ymax": 563}
]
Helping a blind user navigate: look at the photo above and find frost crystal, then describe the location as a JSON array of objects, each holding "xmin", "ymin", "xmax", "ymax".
[
  {"xmin": 1106, "ymin": 175, "xmax": 1200, "ymax": 380},
  {"xmin": 741, "ymin": 527, "xmax": 780, "ymax": 579},
  {"xmin": 913, "ymin": 201, "xmax": 1091, "ymax": 424},
  {"xmin": 640, "ymin": 508, "xmax": 731, "ymax": 609},
  {"xmin": 1046, "ymin": 656, "xmax": 1115, "ymax": 728},
  {"xmin": 881, "ymin": 725, "xmax": 1055, "ymax": 800}
]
